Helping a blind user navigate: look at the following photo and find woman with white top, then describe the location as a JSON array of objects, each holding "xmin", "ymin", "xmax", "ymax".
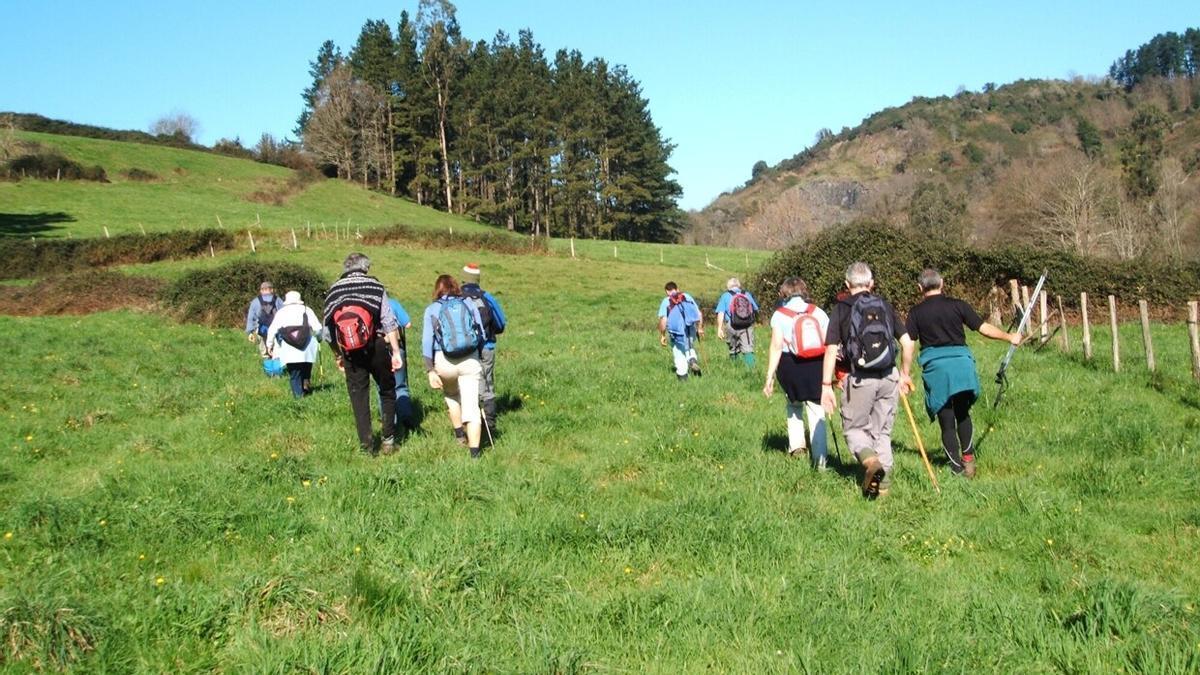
[
  {"xmin": 763, "ymin": 277, "xmax": 832, "ymax": 468},
  {"xmin": 266, "ymin": 291, "xmax": 325, "ymax": 398}
]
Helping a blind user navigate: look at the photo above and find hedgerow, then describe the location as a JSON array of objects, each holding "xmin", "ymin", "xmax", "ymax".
[
  {"xmin": 754, "ymin": 221, "xmax": 1200, "ymax": 311},
  {"xmin": 161, "ymin": 259, "xmax": 328, "ymax": 327},
  {"xmin": 361, "ymin": 223, "xmax": 547, "ymax": 254},
  {"xmin": 0, "ymin": 229, "xmax": 235, "ymax": 280}
]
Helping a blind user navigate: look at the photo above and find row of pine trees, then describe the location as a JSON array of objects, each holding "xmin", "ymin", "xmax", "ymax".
[{"xmin": 297, "ymin": 1, "xmax": 682, "ymax": 242}]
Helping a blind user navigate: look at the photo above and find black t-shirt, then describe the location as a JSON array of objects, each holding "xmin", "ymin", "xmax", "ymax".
[
  {"xmin": 825, "ymin": 292, "xmax": 906, "ymax": 346},
  {"xmin": 904, "ymin": 294, "xmax": 984, "ymax": 348}
]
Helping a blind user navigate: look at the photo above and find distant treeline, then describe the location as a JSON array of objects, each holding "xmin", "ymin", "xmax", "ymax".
[
  {"xmin": 1110, "ymin": 29, "xmax": 1200, "ymax": 90},
  {"xmin": 296, "ymin": 1, "xmax": 682, "ymax": 242}
]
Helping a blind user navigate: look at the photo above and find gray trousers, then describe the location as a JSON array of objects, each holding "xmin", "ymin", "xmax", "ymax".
[
  {"xmin": 839, "ymin": 370, "xmax": 899, "ymax": 473},
  {"xmin": 480, "ymin": 347, "xmax": 496, "ymax": 425},
  {"xmin": 725, "ymin": 326, "xmax": 754, "ymax": 355}
]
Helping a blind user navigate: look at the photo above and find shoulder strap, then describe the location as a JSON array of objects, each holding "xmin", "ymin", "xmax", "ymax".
[{"xmin": 777, "ymin": 307, "xmax": 798, "ymax": 319}]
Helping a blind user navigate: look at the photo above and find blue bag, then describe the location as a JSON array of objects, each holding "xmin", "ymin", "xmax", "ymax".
[
  {"xmin": 436, "ymin": 297, "xmax": 482, "ymax": 358},
  {"xmin": 263, "ymin": 358, "xmax": 285, "ymax": 377}
]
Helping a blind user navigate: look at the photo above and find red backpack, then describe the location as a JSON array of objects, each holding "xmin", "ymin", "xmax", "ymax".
[
  {"xmin": 332, "ymin": 305, "xmax": 374, "ymax": 353},
  {"xmin": 777, "ymin": 304, "xmax": 826, "ymax": 358}
]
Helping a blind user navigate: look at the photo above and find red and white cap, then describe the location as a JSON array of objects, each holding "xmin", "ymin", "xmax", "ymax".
[{"xmin": 462, "ymin": 262, "xmax": 481, "ymax": 278}]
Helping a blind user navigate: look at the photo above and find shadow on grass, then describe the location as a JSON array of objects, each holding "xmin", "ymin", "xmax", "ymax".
[{"xmin": 0, "ymin": 212, "xmax": 75, "ymax": 237}]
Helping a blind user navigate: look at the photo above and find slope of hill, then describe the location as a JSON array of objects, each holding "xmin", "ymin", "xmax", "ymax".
[
  {"xmin": 689, "ymin": 76, "xmax": 1200, "ymax": 254},
  {"xmin": 0, "ymin": 131, "xmax": 490, "ymax": 239}
]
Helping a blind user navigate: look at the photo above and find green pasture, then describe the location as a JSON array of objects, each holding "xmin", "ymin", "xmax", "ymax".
[
  {"xmin": 1, "ymin": 131, "xmax": 487, "ymax": 239},
  {"xmin": 1, "ymin": 236, "xmax": 1198, "ymax": 672}
]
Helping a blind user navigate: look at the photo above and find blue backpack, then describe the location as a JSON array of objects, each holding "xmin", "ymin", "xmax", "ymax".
[
  {"xmin": 436, "ymin": 296, "xmax": 482, "ymax": 358},
  {"xmin": 666, "ymin": 292, "xmax": 701, "ymax": 335}
]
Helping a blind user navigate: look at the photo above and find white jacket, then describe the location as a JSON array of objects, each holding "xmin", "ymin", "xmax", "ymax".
[{"xmin": 265, "ymin": 302, "xmax": 324, "ymax": 365}]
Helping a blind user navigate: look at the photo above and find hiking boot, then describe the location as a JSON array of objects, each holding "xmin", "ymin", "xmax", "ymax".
[
  {"xmin": 380, "ymin": 437, "xmax": 395, "ymax": 456},
  {"xmin": 963, "ymin": 455, "xmax": 977, "ymax": 479},
  {"xmin": 470, "ymin": 446, "xmax": 483, "ymax": 459},
  {"xmin": 861, "ymin": 456, "xmax": 885, "ymax": 499},
  {"xmin": 688, "ymin": 358, "xmax": 702, "ymax": 376}
]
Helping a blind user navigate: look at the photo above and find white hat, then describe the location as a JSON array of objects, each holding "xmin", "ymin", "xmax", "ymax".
[
  {"xmin": 284, "ymin": 291, "xmax": 302, "ymax": 304},
  {"xmin": 463, "ymin": 262, "xmax": 481, "ymax": 278}
]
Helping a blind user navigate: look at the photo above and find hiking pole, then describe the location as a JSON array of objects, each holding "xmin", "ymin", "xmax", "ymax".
[
  {"xmin": 900, "ymin": 394, "xmax": 940, "ymax": 494},
  {"xmin": 994, "ymin": 269, "xmax": 1047, "ymax": 408},
  {"xmin": 827, "ymin": 412, "xmax": 843, "ymax": 464}
]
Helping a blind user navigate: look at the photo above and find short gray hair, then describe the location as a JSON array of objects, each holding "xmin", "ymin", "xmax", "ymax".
[
  {"xmin": 845, "ymin": 262, "xmax": 873, "ymax": 289},
  {"xmin": 727, "ymin": 277, "xmax": 741, "ymax": 290},
  {"xmin": 919, "ymin": 268, "xmax": 944, "ymax": 293},
  {"xmin": 343, "ymin": 252, "xmax": 371, "ymax": 273}
]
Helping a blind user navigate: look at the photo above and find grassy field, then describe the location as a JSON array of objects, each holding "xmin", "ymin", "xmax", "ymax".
[{"xmin": 1, "ymin": 230, "xmax": 1199, "ymax": 671}]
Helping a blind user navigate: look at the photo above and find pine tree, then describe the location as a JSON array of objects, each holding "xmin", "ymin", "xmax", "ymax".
[{"xmin": 296, "ymin": 41, "xmax": 343, "ymax": 137}]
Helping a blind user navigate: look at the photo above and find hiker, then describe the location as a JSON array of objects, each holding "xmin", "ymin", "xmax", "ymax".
[
  {"xmin": 658, "ymin": 281, "xmax": 704, "ymax": 380},
  {"xmin": 265, "ymin": 291, "xmax": 324, "ymax": 398},
  {"xmin": 245, "ymin": 280, "xmax": 283, "ymax": 358},
  {"xmin": 715, "ymin": 277, "xmax": 760, "ymax": 368},
  {"xmin": 323, "ymin": 253, "xmax": 404, "ymax": 455},
  {"xmin": 901, "ymin": 268, "xmax": 1022, "ymax": 478},
  {"xmin": 763, "ymin": 277, "xmax": 831, "ymax": 468},
  {"xmin": 383, "ymin": 295, "xmax": 416, "ymax": 433},
  {"xmin": 460, "ymin": 263, "xmax": 507, "ymax": 434},
  {"xmin": 820, "ymin": 262, "xmax": 915, "ymax": 498},
  {"xmin": 421, "ymin": 274, "xmax": 486, "ymax": 458}
]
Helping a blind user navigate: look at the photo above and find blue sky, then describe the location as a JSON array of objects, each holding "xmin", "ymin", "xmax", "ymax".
[{"xmin": 1, "ymin": 1, "xmax": 1195, "ymax": 209}]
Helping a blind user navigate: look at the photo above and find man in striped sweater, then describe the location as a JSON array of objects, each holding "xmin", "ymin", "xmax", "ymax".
[{"xmin": 323, "ymin": 252, "xmax": 404, "ymax": 455}]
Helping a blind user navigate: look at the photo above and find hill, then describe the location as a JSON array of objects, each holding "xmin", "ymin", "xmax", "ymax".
[
  {"xmin": 0, "ymin": 130, "xmax": 488, "ymax": 239},
  {"xmin": 688, "ymin": 76, "xmax": 1200, "ymax": 259}
]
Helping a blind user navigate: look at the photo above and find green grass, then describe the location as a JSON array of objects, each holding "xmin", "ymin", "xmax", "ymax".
[
  {"xmin": 1, "ymin": 131, "xmax": 490, "ymax": 238},
  {"xmin": 1, "ymin": 237, "xmax": 1198, "ymax": 671}
]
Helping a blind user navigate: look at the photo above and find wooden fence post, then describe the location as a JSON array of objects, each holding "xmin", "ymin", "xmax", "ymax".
[
  {"xmin": 1138, "ymin": 300, "xmax": 1155, "ymax": 372},
  {"xmin": 1039, "ymin": 290, "xmax": 1048, "ymax": 343},
  {"xmin": 248, "ymin": 230, "xmax": 256, "ymax": 254},
  {"xmin": 1021, "ymin": 286, "xmax": 1032, "ymax": 337},
  {"xmin": 613, "ymin": 245, "xmax": 618, "ymax": 259},
  {"xmin": 139, "ymin": 223, "xmax": 146, "ymax": 235},
  {"xmin": 1108, "ymin": 295, "xmax": 1120, "ymax": 372},
  {"xmin": 570, "ymin": 237, "xmax": 576, "ymax": 259},
  {"xmin": 1056, "ymin": 294, "xmax": 1069, "ymax": 352},
  {"xmin": 1081, "ymin": 292, "xmax": 1092, "ymax": 360},
  {"xmin": 291, "ymin": 228, "xmax": 298, "ymax": 250},
  {"xmin": 209, "ymin": 242, "xmax": 215, "ymax": 258},
  {"xmin": 216, "ymin": 215, "xmax": 224, "ymax": 229},
  {"xmin": 103, "ymin": 226, "xmax": 110, "ymax": 238},
  {"xmin": 1188, "ymin": 301, "xmax": 1200, "ymax": 382},
  {"xmin": 1009, "ymin": 279, "xmax": 1020, "ymax": 318}
]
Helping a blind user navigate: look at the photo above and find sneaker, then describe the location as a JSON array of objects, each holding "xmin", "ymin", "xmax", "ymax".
[
  {"xmin": 963, "ymin": 455, "xmax": 977, "ymax": 478},
  {"xmin": 688, "ymin": 358, "xmax": 702, "ymax": 376},
  {"xmin": 861, "ymin": 456, "xmax": 885, "ymax": 499},
  {"xmin": 380, "ymin": 437, "xmax": 395, "ymax": 456},
  {"xmin": 470, "ymin": 446, "xmax": 482, "ymax": 459}
]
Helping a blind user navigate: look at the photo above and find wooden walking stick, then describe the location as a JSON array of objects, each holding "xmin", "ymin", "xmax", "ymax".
[{"xmin": 900, "ymin": 394, "xmax": 941, "ymax": 494}]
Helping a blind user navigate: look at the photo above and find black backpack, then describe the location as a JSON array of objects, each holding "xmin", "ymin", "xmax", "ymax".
[
  {"xmin": 729, "ymin": 291, "xmax": 755, "ymax": 330},
  {"xmin": 462, "ymin": 286, "xmax": 497, "ymax": 342},
  {"xmin": 847, "ymin": 294, "xmax": 897, "ymax": 374},
  {"xmin": 257, "ymin": 297, "xmax": 279, "ymax": 337}
]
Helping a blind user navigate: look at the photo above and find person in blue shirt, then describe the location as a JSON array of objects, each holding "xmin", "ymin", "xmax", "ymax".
[
  {"xmin": 714, "ymin": 277, "xmax": 760, "ymax": 368},
  {"xmin": 460, "ymin": 263, "xmax": 506, "ymax": 433},
  {"xmin": 245, "ymin": 280, "xmax": 283, "ymax": 359},
  {"xmin": 421, "ymin": 274, "xmax": 486, "ymax": 458},
  {"xmin": 382, "ymin": 296, "xmax": 416, "ymax": 433},
  {"xmin": 657, "ymin": 281, "xmax": 704, "ymax": 381}
]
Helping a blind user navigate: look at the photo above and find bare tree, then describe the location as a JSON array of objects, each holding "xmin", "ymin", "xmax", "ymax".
[
  {"xmin": 302, "ymin": 64, "xmax": 360, "ymax": 180},
  {"xmin": 417, "ymin": 0, "xmax": 465, "ymax": 212},
  {"xmin": 0, "ymin": 114, "xmax": 18, "ymax": 161},
  {"xmin": 1108, "ymin": 197, "xmax": 1150, "ymax": 261},
  {"xmin": 150, "ymin": 111, "xmax": 200, "ymax": 141},
  {"xmin": 1154, "ymin": 157, "xmax": 1192, "ymax": 261},
  {"xmin": 1016, "ymin": 157, "xmax": 1115, "ymax": 256}
]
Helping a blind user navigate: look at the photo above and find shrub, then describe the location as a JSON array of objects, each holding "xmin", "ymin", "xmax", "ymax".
[
  {"xmin": 361, "ymin": 224, "xmax": 547, "ymax": 255},
  {"xmin": 2, "ymin": 152, "xmax": 107, "ymax": 182},
  {"xmin": 753, "ymin": 221, "xmax": 1200, "ymax": 312},
  {"xmin": 122, "ymin": 167, "xmax": 158, "ymax": 181},
  {"xmin": 161, "ymin": 259, "xmax": 328, "ymax": 327},
  {"xmin": 0, "ymin": 229, "xmax": 234, "ymax": 280}
]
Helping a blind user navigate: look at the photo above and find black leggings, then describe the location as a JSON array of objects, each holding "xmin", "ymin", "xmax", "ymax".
[{"xmin": 936, "ymin": 392, "xmax": 975, "ymax": 467}]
